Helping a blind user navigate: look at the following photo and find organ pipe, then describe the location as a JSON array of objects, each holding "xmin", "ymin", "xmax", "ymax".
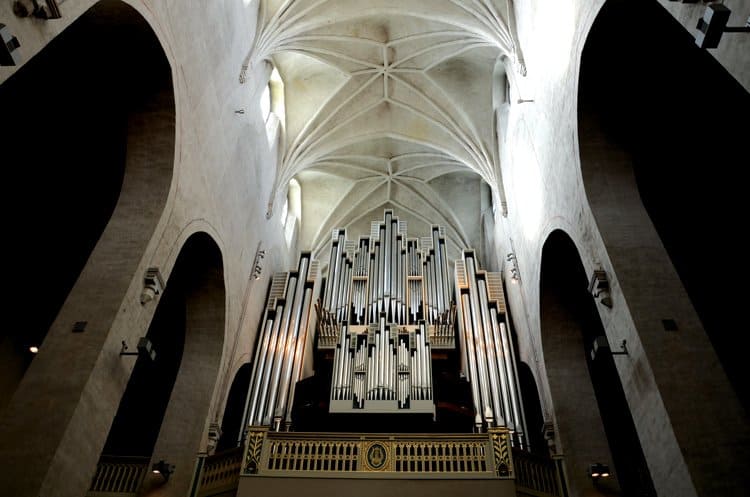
[
  {"xmin": 242, "ymin": 253, "xmax": 320, "ymax": 430},
  {"xmin": 320, "ymin": 210, "xmax": 455, "ymax": 414},
  {"xmin": 329, "ymin": 315, "xmax": 433, "ymax": 414},
  {"xmin": 318, "ymin": 210, "xmax": 454, "ymax": 348},
  {"xmin": 455, "ymin": 249, "xmax": 527, "ymax": 448}
]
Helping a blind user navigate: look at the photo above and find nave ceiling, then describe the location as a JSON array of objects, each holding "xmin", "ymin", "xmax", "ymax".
[{"xmin": 242, "ymin": 0, "xmax": 525, "ymax": 265}]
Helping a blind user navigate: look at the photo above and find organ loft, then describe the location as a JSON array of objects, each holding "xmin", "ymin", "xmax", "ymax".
[{"xmin": 239, "ymin": 210, "xmax": 533, "ymax": 493}]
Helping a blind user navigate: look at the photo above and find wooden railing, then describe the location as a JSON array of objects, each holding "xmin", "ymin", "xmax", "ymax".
[
  {"xmin": 241, "ymin": 426, "xmax": 514, "ymax": 479},
  {"xmin": 87, "ymin": 437, "xmax": 564, "ymax": 497},
  {"xmin": 513, "ymin": 448, "xmax": 565, "ymax": 496},
  {"xmin": 196, "ymin": 447, "xmax": 244, "ymax": 497},
  {"xmin": 88, "ymin": 455, "xmax": 149, "ymax": 496}
]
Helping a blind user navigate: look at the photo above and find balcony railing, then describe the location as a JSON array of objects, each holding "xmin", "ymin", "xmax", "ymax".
[
  {"xmin": 88, "ymin": 455, "xmax": 149, "ymax": 496},
  {"xmin": 512, "ymin": 448, "xmax": 565, "ymax": 497},
  {"xmin": 85, "ymin": 434, "xmax": 565, "ymax": 497},
  {"xmin": 241, "ymin": 427, "xmax": 514, "ymax": 479},
  {"xmin": 196, "ymin": 446, "xmax": 244, "ymax": 497}
]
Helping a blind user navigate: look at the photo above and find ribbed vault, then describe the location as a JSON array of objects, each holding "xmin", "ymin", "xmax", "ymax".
[{"xmin": 241, "ymin": 0, "xmax": 525, "ymax": 263}]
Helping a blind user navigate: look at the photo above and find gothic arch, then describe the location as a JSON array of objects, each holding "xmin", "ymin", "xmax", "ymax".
[
  {"xmin": 0, "ymin": 2, "xmax": 176, "ymax": 495},
  {"xmin": 577, "ymin": 0, "xmax": 750, "ymax": 407},
  {"xmin": 516, "ymin": 362, "xmax": 544, "ymax": 457},
  {"xmin": 217, "ymin": 363, "xmax": 253, "ymax": 452},
  {"xmin": 0, "ymin": 0, "xmax": 175, "ymax": 410},
  {"xmin": 572, "ymin": 2, "xmax": 750, "ymax": 496},
  {"xmin": 141, "ymin": 231, "xmax": 227, "ymax": 496},
  {"xmin": 539, "ymin": 229, "xmax": 655, "ymax": 497}
]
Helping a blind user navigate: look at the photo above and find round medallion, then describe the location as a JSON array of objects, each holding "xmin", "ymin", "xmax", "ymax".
[{"xmin": 365, "ymin": 442, "xmax": 388, "ymax": 471}]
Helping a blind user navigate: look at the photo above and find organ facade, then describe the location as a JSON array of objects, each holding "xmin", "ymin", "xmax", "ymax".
[{"xmin": 244, "ymin": 210, "xmax": 526, "ymax": 448}]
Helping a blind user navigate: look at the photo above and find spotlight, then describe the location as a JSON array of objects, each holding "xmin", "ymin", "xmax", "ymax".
[
  {"xmin": 506, "ymin": 252, "xmax": 521, "ymax": 284},
  {"xmin": 151, "ymin": 460, "xmax": 175, "ymax": 482},
  {"xmin": 588, "ymin": 269, "xmax": 613, "ymax": 308},
  {"xmin": 120, "ymin": 337, "xmax": 157, "ymax": 361},
  {"xmin": 140, "ymin": 267, "xmax": 164, "ymax": 305},
  {"xmin": 12, "ymin": 0, "xmax": 62, "ymax": 19},
  {"xmin": 588, "ymin": 462, "xmax": 611, "ymax": 479},
  {"xmin": 695, "ymin": 4, "xmax": 750, "ymax": 49},
  {"xmin": 0, "ymin": 24, "xmax": 21, "ymax": 66},
  {"xmin": 29, "ymin": 346, "xmax": 39, "ymax": 354},
  {"xmin": 252, "ymin": 246, "xmax": 265, "ymax": 280},
  {"xmin": 590, "ymin": 336, "xmax": 628, "ymax": 361}
]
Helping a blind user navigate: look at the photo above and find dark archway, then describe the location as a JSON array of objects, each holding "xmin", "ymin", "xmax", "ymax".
[
  {"xmin": 217, "ymin": 363, "xmax": 252, "ymax": 452},
  {"xmin": 578, "ymin": 0, "xmax": 750, "ymax": 409},
  {"xmin": 517, "ymin": 362, "xmax": 545, "ymax": 457},
  {"xmin": 540, "ymin": 230, "xmax": 655, "ymax": 497},
  {"xmin": 95, "ymin": 232, "xmax": 225, "ymax": 494},
  {"xmin": 0, "ymin": 0, "xmax": 174, "ymax": 411},
  {"xmin": 101, "ymin": 272, "xmax": 186, "ymax": 458},
  {"xmin": 142, "ymin": 232, "xmax": 226, "ymax": 496}
]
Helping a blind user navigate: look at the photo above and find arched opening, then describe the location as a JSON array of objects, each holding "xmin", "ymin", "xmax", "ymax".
[
  {"xmin": 578, "ymin": 0, "xmax": 750, "ymax": 408},
  {"xmin": 284, "ymin": 178, "xmax": 301, "ymax": 249},
  {"xmin": 93, "ymin": 232, "xmax": 225, "ymax": 495},
  {"xmin": 517, "ymin": 362, "xmax": 545, "ymax": 457},
  {"xmin": 262, "ymin": 65, "xmax": 286, "ymax": 145},
  {"xmin": 0, "ymin": 0, "xmax": 174, "ymax": 411},
  {"xmin": 142, "ymin": 232, "xmax": 225, "ymax": 496},
  {"xmin": 540, "ymin": 230, "xmax": 655, "ymax": 497},
  {"xmin": 99, "ymin": 270, "xmax": 185, "ymax": 459},
  {"xmin": 217, "ymin": 363, "xmax": 252, "ymax": 452},
  {"xmin": 0, "ymin": 2, "xmax": 176, "ymax": 494}
]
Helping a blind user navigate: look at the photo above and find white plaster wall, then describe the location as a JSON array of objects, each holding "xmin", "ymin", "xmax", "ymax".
[
  {"xmin": 0, "ymin": 1, "xmax": 293, "ymax": 494},
  {"xmin": 494, "ymin": 1, "xmax": 748, "ymax": 496}
]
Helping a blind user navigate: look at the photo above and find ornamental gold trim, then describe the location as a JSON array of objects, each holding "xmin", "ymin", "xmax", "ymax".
[{"xmin": 362, "ymin": 441, "xmax": 390, "ymax": 471}]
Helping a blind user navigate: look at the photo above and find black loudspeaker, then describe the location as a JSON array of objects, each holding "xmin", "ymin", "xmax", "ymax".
[
  {"xmin": 1, "ymin": 24, "xmax": 21, "ymax": 66},
  {"xmin": 695, "ymin": 4, "xmax": 731, "ymax": 49}
]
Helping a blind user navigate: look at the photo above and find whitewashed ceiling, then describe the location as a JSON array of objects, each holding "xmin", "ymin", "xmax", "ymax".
[{"xmin": 241, "ymin": 0, "xmax": 525, "ymax": 263}]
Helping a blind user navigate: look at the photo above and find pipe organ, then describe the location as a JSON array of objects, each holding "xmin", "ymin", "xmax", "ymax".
[
  {"xmin": 455, "ymin": 250, "xmax": 527, "ymax": 445},
  {"xmin": 319, "ymin": 210, "xmax": 454, "ymax": 413},
  {"xmin": 244, "ymin": 253, "xmax": 320, "ymax": 430},
  {"xmin": 243, "ymin": 211, "xmax": 527, "ymax": 445}
]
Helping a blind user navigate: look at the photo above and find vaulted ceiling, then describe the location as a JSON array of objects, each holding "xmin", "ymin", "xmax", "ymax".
[{"xmin": 242, "ymin": 0, "xmax": 525, "ymax": 263}]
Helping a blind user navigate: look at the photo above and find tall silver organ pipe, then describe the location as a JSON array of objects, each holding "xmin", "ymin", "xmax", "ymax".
[
  {"xmin": 318, "ymin": 210, "xmax": 455, "ymax": 349},
  {"xmin": 455, "ymin": 250, "xmax": 527, "ymax": 448},
  {"xmin": 329, "ymin": 316, "xmax": 434, "ymax": 414},
  {"xmin": 243, "ymin": 253, "xmax": 320, "ymax": 429},
  {"xmin": 319, "ymin": 210, "xmax": 453, "ymax": 414}
]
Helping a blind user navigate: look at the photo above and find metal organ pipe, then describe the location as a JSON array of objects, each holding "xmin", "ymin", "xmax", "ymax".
[
  {"xmin": 264, "ymin": 270, "xmax": 298, "ymax": 424},
  {"xmin": 458, "ymin": 291, "xmax": 482, "ymax": 427},
  {"xmin": 285, "ymin": 282, "xmax": 314, "ymax": 424},
  {"xmin": 324, "ymin": 239, "xmax": 337, "ymax": 311},
  {"xmin": 388, "ymin": 212, "xmax": 393, "ymax": 300},
  {"xmin": 455, "ymin": 250, "xmax": 527, "ymax": 444},
  {"xmin": 465, "ymin": 253, "xmax": 493, "ymax": 424},
  {"xmin": 243, "ymin": 255, "xmax": 320, "ymax": 431},
  {"xmin": 378, "ymin": 227, "xmax": 385, "ymax": 310},
  {"xmin": 369, "ymin": 252, "xmax": 376, "ymax": 324},
  {"xmin": 322, "ymin": 211, "xmax": 450, "ymax": 415},
  {"xmin": 502, "ymin": 321, "xmax": 527, "ymax": 447},
  {"xmin": 255, "ymin": 302, "xmax": 285, "ymax": 424},
  {"xmin": 478, "ymin": 276, "xmax": 508, "ymax": 427},
  {"xmin": 244, "ymin": 315, "xmax": 277, "ymax": 427},
  {"xmin": 276, "ymin": 257, "xmax": 309, "ymax": 422},
  {"xmin": 432, "ymin": 229, "xmax": 444, "ymax": 313},
  {"xmin": 438, "ymin": 235, "xmax": 450, "ymax": 318}
]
